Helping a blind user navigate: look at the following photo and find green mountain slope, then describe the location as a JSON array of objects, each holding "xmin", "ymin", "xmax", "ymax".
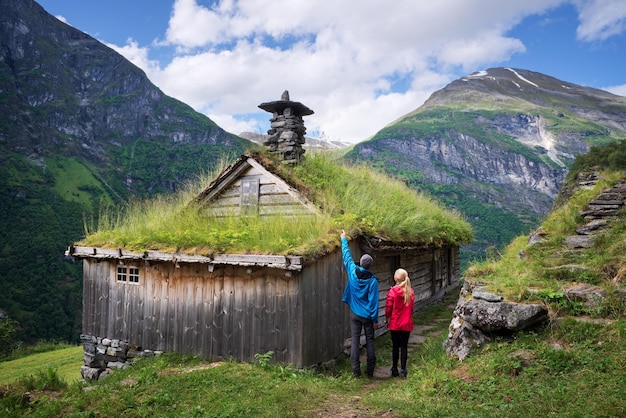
[
  {"xmin": 0, "ymin": 0, "xmax": 253, "ymax": 343},
  {"xmin": 345, "ymin": 68, "xmax": 626, "ymax": 266}
]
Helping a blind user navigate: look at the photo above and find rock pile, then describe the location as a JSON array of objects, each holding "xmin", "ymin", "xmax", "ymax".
[{"xmin": 80, "ymin": 334, "xmax": 159, "ymax": 380}]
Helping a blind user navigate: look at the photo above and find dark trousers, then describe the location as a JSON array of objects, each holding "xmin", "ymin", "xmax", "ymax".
[
  {"xmin": 350, "ymin": 312, "xmax": 376, "ymax": 376},
  {"xmin": 391, "ymin": 330, "xmax": 411, "ymax": 370}
]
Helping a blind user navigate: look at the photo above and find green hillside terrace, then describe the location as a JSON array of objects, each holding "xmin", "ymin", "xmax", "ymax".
[{"xmin": 79, "ymin": 152, "xmax": 473, "ymax": 257}]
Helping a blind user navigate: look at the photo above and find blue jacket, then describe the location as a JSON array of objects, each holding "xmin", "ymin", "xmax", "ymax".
[{"xmin": 340, "ymin": 237, "xmax": 379, "ymax": 323}]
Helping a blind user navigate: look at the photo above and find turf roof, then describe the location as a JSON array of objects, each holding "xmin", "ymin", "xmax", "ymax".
[{"xmin": 79, "ymin": 151, "xmax": 473, "ymax": 257}]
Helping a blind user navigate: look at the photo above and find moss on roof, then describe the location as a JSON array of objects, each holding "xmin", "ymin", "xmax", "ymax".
[{"xmin": 80, "ymin": 151, "xmax": 473, "ymax": 257}]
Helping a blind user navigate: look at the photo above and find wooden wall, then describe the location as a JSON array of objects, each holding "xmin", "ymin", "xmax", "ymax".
[
  {"xmin": 299, "ymin": 248, "xmax": 349, "ymax": 365},
  {"xmin": 82, "ymin": 243, "xmax": 460, "ymax": 367},
  {"xmin": 83, "ymin": 259, "xmax": 305, "ymax": 365},
  {"xmin": 205, "ymin": 165, "xmax": 313, "ymax": 217}
]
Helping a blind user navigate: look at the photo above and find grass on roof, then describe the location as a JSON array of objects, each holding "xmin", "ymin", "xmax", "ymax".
[{"xmin": 80, "ymin": 152, "xmax": 473, "ymax": 257}]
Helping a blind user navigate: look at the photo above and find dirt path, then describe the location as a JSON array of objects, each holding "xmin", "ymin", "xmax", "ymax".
[
  {"xmin": 312, "ymin": 299, "xmax": 457, "ymax": 417},
  {"xmin": 369, "ymin": 321, "xmax": 448, "ymax": 379}
]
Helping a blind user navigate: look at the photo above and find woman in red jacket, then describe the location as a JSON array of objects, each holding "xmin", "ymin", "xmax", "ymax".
[{"xmin": 385, "ymin": 268, "xmax": 415, "ymax": 378}]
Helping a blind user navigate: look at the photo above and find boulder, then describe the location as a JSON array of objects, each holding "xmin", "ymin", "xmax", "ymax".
[
  {"xmin": 455, "ymin": 298, "xmax": 548, "ymax": 332},
  {"xmin": 564, "ymin": 283, "xmax": 606, "ymax": 308},
  {"xmin": 444, "ymin": 283, "xmax": 549, "ymax": 360},
  {"xmin": 80, "ymin": 366, "xmax": 103, "ymax": 381},
  {"xmin": 472, "ymin": 291, "xmax": 503, "ymax": 302},
  {"xmin": 443, "ymin": 316, "xmax": 486, "ymax": 361}
]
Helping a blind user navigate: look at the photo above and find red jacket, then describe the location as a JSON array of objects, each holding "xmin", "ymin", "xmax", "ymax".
[{"xmin": 385, "ymin": 286, "xmax": 415, "ymax": 331}]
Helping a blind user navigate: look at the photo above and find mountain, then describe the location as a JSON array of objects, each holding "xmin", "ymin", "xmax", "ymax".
[
  {"xmin": 0, "ymin": 0, "xmax": 253, "ymax": 343},
  {"xmin": 238, "ymin": 132, "xmax": 345, "ymax": 150},
  {"xmin": 345, "ymin": 67, "xmax": 626, "ymax": 265}
]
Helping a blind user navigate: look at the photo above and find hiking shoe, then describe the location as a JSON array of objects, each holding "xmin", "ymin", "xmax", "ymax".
[
  {"xmin": 391, "ymin": 367, "xmax": 399, "ymax": 377},
  {"xmin": 400, "ymin": 369, "xmax": 407, "ymax": 378}
]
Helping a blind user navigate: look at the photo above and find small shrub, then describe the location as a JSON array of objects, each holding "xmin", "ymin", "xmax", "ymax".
[
  {"xmin": 22, "ymin": 367, "xmax": 67, "ymax": 392},
  {"xmin": 254, "ymin": 351, "xmax": 274, "ymax": 368}
]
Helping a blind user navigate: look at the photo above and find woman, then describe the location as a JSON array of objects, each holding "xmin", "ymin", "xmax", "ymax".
[{"xmin": 385, "ymin": 268, "xmax": 415, "ymax": 378}]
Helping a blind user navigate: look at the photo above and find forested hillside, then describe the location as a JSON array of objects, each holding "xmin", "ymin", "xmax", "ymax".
[{"xmin": 0, "ymin": 0, "xmax": 253, "ymax": 344}]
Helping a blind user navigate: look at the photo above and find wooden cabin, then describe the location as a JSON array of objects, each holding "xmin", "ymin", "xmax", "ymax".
[{"xmin": 67, "ymin": 154, "xmax": 462, "ymax": 379}]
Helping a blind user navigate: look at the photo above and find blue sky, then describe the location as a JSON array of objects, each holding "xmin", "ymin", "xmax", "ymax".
[{"xmin": 37, "ymin": 0, "xmax": 626, "ymax": 143}]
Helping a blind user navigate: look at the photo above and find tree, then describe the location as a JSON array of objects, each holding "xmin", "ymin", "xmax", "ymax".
[{"xmin": 0, "ymin": 314, "xmax": 19, "ymax": 358}]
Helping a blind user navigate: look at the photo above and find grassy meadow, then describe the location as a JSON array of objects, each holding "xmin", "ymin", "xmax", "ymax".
[
  {"xmin": 0, "ymin": 345, "xmax": 83, "ymax": 386},
  {"xmin": 1, "ymin": 292, "xmax": 624, "ymax": 417}
]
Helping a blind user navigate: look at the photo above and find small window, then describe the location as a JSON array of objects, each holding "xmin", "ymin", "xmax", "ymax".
[
  {"xmin": 117, "ymin": 265, "xmax": 139, "ymax": 284},
  {"xmin": 128, "ymin": 267, "xmax": 140, "ymax": 283},
  {"xmin": 117, "ymin": 266, "xmax": 127, "ymax": 282}
]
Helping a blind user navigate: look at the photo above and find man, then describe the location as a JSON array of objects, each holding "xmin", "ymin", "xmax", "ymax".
[{"xmin": 340, "ymin": 229, "xmax": 380, "ymax": 378}]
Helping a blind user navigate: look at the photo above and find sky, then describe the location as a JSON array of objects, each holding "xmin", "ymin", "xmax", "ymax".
[{"xmin": 36, "ymin": 0, "xmax": 626, "ymax": 144}]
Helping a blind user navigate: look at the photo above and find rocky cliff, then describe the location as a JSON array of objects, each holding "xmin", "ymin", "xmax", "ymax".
[{"xmin": 1, "ymin": 0, "xmax": 252, "ymax": 196}]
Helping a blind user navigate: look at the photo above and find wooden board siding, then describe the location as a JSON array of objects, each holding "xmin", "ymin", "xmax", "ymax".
[
  {"xmin": 365, "ymin": 244, "xmax": 461, "ymax": 322},
  {"xmin": 82, "ymin": 259, "xmax": 304, "ymax": 365},
  {"xmin": 299, "ymin": 249, "xmax": 348, "ymax": 366},
  {"xmin": 204, "ymin": 165, "xmax": 317, "ymax": 217},
  {"xmin": 81, "ymin": 243, "xmax": 460, "ymax": 367}
]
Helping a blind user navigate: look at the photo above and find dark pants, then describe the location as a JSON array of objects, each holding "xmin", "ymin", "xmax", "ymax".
[
  {"xmin": 350, "ymin": 312, "xmax": 376, "ymax": 377},
  {"xmin": 391, "ymin": 330, "xmax": 411, "ymax": 370}
]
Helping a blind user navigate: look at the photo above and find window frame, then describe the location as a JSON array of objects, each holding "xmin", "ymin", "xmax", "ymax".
[{"xmin": 116, "ymin": 264, "xmax": 140, "ymax": 285}]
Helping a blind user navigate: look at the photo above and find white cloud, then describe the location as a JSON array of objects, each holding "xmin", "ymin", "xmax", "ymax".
[
  {"xmin": 107, "ymin": 39, "xmax": 161, "ymax": 75},
  {"xmin": 574, "ymin": 0, "xmax": 626, "ymax": 41},
  {"xmin": 604, "ymin": 83, "xmax": 626, "ymax": 97},
  {"xmin": 108, "ymin": 0, "xmax": 624, "ymax": 143},
  {"xmin": 437, "ymin": 31, "xmax": 526, "ymax": 70},
  {"xmin": 209, "ymin": 113, "xmax": 264, "ymax": 135}
]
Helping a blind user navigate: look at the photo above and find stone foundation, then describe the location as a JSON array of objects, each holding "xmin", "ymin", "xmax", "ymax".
[{"xmin": 80, "ymin": 334, "xmax": 159, "ymax": 380}]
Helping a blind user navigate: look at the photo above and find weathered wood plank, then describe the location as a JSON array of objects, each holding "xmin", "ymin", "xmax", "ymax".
[
  {"xmin": 259, "ymin": 193, "xmax": 304, "ymax": 205},
  {"xmin": 208, "ymin": 195, "xmax": 240, "ymax": 207},
  {"xmin": 69, "ymin": 246, "xmax": 304, "ymax": 271},
  {"xmin": 211, "ymin": 269, "xmax": 224, "ymax": 359},
  {"xmin": 232, "ymin": 272, "xmax": 246, "ymax": 360},
  {"xmin": 259, "ymin": 184, "xmax": 287, "ymax": 195},
  {"xmin": 221, "ymin": 267, "xmax": 235, "ymax": 359}
]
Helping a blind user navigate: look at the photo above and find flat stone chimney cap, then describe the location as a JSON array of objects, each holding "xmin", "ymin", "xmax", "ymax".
[{"xmin": 258, "ymin": 90, "xmax": 314, "ymax": 116}]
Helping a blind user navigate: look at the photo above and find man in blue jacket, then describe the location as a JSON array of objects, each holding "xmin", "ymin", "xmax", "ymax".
[{"xmin": 340, "ymin": 229, "xmax": 380, "ymax": 378}]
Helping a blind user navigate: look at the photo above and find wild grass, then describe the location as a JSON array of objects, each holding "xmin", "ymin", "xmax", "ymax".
[
  {"xmin": 2, "ymin": 294, "xmax": 624, "ymax": 417},
  {"xmin": 0, "ymin": 345, "xmax": 83, "ymax": 386},
  {"xmin": 80, "ymin": 152, "xmax": 472, "ymax": 256}
]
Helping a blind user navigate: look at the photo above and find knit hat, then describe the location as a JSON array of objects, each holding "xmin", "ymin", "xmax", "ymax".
[{"xmin": 359, "ymin": 254, "xmax": 373, "ymax": 269}]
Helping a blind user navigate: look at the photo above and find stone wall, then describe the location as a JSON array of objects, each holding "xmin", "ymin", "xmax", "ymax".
[{"xmin": 80, "ymin": 334, "xmax": 159, "ymax": 380}]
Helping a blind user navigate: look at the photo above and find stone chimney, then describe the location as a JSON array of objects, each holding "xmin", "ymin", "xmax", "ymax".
[{"xmin": 258, "ymin": 90, "xmax": 314, "ymax": 164}]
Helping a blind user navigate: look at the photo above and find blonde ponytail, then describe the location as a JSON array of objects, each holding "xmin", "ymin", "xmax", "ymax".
[{"xmin": 394, "ymin": 268, "xmax": 412, "ymax": 305}]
